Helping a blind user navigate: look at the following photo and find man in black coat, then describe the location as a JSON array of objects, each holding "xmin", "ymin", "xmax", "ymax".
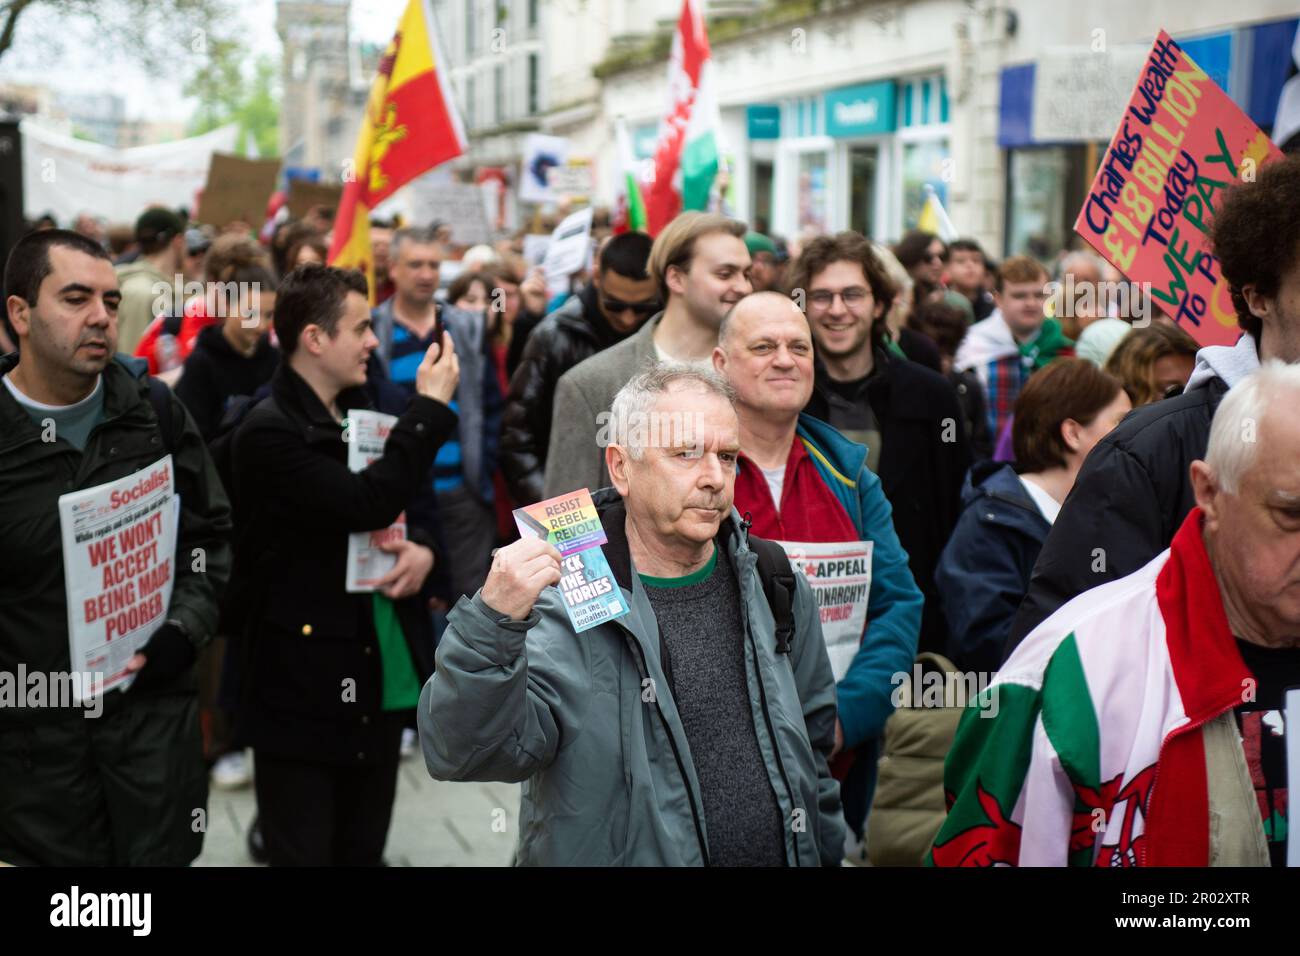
[
  {"xmin": 1005, "ymin": 152, "xmax": 1300, "ymax": 656},
  {"xmin": 229, "ymin": 264, "xmax": 459, "ymax": 866},
  {"xmin": 500, "ymin": 232, "xmax": 657, "ymax": 505},
  {"xmin": 0, "ymin": 230, "xmax": 231, "ymax": 865},
  {"xmin": 795, "ymin": 232, "xmax": 971, "ymax": 655}
]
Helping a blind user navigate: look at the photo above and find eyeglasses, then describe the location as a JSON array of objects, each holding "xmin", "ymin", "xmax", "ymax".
[
  {"xmin": 925, "ymin": 252, "xmax": 947, "ymax": 263},
  {"xmin": 600, "ymin": 295, "xmax": 660, "ymax": 318},
  {"xmin": 807, "ymin": 288, "xmax": 869, "ymax": 309}
]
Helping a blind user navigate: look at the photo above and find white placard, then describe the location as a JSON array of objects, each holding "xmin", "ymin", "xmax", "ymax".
[
  {"xmin": 541, "ymin": 206, "xmax": 594, "ymax": 299},
  {"xmin": 345, "ymin": 410, "xmax": 407, "ymax": 593},
  {"xmin": 520, "ymin": 133, "xmax": 570, "ymax": 204},
  {"xmin": 1030, "ymin": 45, "xmax": 1151, "ymax": 143},
  {"xmin": 58, "ymin": 456, "xmax": 178, "ymax": 700},
  {"xmin": 776, "ymin": 540, "xmax": 873, "ymax": 683}
]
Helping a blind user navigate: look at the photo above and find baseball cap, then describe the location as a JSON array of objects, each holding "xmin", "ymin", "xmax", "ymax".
[
  {"xmin": 135, "ymin": 207, "xmax": 186, "ymax": 245},
  {"xmin": 744, "ymin": 231, "xmax": 777, "ymax": 257}
]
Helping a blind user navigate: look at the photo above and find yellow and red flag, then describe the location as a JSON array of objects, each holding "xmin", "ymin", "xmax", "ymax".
[{"xmin": 328, "ymin": 0, "xmax": 467, "ymax": 296}]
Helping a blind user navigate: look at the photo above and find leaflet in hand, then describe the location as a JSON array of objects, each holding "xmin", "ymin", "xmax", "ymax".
[
  {"xmin": 58, "ymin": 456, "xmax": 178, "ymax": 700},
  {"xmin": 776, "ymin": 540, "xmax": 873, "ymax": 683},
  {"xmin": 513, "ymin": 488, "xmax": 628, "ymax": 633},
  {"xmin": 345, "ymin": 410, "xmax": 408, "ymax": 593}
]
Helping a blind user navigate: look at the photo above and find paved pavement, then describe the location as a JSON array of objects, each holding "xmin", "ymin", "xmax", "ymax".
[{"xmin": 196, "ymin": 751, "xmax": 521, "ymax": 866}]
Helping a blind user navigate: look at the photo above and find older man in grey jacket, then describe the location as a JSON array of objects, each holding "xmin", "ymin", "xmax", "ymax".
[{"xmin": 420, "ymin": 365, "xmax": 844, "ymax": 866}]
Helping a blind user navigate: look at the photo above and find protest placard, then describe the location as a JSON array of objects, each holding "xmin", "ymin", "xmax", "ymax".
[
  {"xmin": 345, "ymin": 410, "xmax": 407, "ymax": 592},
  {"xmin": 198, "ymin": 152, "xmax": 281, "ymax": 228},
  {"xmin": 58, "ymin": 457, "xmax": 178, "ymax": 700},
  {"xmin": 542, "ymin": 206, "xmax": 594, "ymax": 298},
  {"xmin": 1073, "ymin": 30, "xmax": 1284, "ymax": 347},
  {"xmin": 287, "ymin": 180, "xmax": 344, "ymax": 219},
  {"xmin": 403, "ymin": 179, "xmax": 493, "ymax": 245},
  {"xmin": 514, "ymin": 488, "xmax": 628, "ymax": 633},
  {"xmin": 777, "ymin": 541, "xmax": 873, "ymax": 683},
  {"xmin": 520, "ymin": 133, "xmax": 569, "ymax": 204},
  {"xmin": 547, "ymin": 162, "xmax": 593, "ymax": 198}
]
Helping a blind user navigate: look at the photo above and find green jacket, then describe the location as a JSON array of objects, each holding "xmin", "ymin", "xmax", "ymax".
[{"xmin": 419, "ymin": 494, "xmax": 845, "ymax": 866}]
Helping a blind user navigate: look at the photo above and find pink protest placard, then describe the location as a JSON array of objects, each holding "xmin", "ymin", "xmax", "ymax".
[{"xmin": 1074, "ymin": 30, "xmax": 1283, "ymax": 347}]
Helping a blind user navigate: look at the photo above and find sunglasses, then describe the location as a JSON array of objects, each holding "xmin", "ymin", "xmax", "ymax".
[{"xmin": 600, "ymin": 295, "xmax": 660, "ymax": 317}]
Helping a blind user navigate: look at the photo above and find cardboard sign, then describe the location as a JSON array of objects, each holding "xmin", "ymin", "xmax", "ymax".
[
  {"xmin": 199, "ymin": 152, "xmax": 281, "ymax": 228},
  {"xmin": 1073, "ymin": 30, "xmax": 1284, "ymax": 347},
  {"xmin": 58, "ymin": 457, "xmax": 178, "ymax": 700},
  {"xmin": 513, "ymin": 489, "xmax": 628, "ymax": 634},
  {"xmin": 287, "ymin": 180, "xmax": 344, "ymax": 219}
]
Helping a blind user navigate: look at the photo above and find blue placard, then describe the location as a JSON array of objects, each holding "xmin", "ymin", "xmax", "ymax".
[{"xmin": 824, "ymin": 81, "xmax": 897, "ymax": 138}]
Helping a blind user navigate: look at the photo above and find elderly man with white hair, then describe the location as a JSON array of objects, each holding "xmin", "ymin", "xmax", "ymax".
[
  {"xmin": 419, "ymin": 364, "xmax": 845, "ymax": 866},
  {"xmin": 932, "ymin": 361, "xmax": 1300, "ymax": 867}
]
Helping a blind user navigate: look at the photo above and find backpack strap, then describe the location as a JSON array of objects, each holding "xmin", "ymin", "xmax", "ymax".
[
  {"xmin": 145, "ymin": 376, "xmax": 178, "ymax": 457},
  {"xmin": 748, "ymin": 533, "xmax": 798, "ymax": 655}
]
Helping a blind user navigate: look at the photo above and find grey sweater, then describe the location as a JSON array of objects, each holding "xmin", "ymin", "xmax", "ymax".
[
  {"xmin": 641, "ymin": 546, "xmax": 788, "ymax": 866},
  {"xmin": 543, "ymin": 314, "xmax": 663, "ymax": 498}
]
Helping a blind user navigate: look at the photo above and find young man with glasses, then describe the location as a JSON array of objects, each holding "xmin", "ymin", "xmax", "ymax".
[
  {"xmin": 798, "ymin": 232, "xmax": 971, "ymax": 662},
  {"xmin": 500, "ymin": 232, "xmax": 657, "ymax": 504},
  {"xmin": 954, "ymin": 255, "xmax": 1073, "ymax": 441}
]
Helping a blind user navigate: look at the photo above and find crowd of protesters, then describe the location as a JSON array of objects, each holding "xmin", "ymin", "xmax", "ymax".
[{"xmin": 3, "ymin": 151, "xmax": 1299, "ymax": 868}]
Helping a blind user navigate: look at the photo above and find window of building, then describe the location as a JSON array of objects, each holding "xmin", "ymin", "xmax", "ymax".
[
  {"xmin": 466, "ymin": 74, "xmax": 477, "ymax": 129},
  {"xmin": 528, "ymin": 0, "xmax": 538, "ymax": 29},
  {"xmin": 527, "ymin": 53, "xmax": 539, "ymax": 115},
  {"xmin": 466, "ymin": 0, "xmax": 477, "ymax": 54}
]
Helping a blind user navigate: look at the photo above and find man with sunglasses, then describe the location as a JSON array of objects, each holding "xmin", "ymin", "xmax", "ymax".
[{"xmin": 501, "ymin": 232, "xmax": 657, "ymax": 504}]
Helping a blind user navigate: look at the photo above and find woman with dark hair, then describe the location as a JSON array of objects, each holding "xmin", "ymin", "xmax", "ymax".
[
  {"xmin": 892, "ymin": 230, "xmax": 947, "ymax": 302},
  {"xmin": 935, "ymin": 359, "xmax": 1131, "ymax": 671},
  {"xmin": 284, "ymin": 232, "xmax": 329, "ymax": 271}
]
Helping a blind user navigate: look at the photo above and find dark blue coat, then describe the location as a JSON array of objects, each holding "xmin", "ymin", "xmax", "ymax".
[{"xmin": 934, "ymin": 462, "xmax": 1051, "ymax": 673}]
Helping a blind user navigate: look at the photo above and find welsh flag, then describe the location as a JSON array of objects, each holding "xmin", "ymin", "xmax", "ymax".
[
  {"xmin": 329, "ymin": 0, "xmax": 466, "ymax": 298},
  {"xmin": 613, "ymin": 118, "xmax": 648, "ymax": 234},
  {"xmin": 645, "ymin": 0, "xmax": 721, "ymax": 235}
]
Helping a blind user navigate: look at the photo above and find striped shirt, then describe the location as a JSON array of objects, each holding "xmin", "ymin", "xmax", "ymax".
[{"xmin": 390, "ymin": 323, "xmax": 464, "ymax": 493}]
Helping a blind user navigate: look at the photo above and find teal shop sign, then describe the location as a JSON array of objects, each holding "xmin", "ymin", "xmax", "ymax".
[
  {"xmin": 824, "ymin": 80, "xmax": 897, "ymax": 137},
  {"xmin": 747, "ymin": 104, "xmax": 780, "ymax": 139}
]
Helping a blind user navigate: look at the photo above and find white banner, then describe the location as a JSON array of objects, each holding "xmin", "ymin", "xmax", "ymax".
[
  {"xmin": 58, "ymin": 457, "xmax": 178, "ymax": 701},
  {"xmin": 21, "ymin": 120, "xmax": 240, "ymax": 224}
]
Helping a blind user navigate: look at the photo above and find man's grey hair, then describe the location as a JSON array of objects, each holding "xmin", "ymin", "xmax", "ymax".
[
  {"xmin": 608, "ymin": 363, "xmax": 736, "ymax": 460},
  {"xmin": 391, "ymin": 227, "xmax": 442, "ymax": 258},
  {"xmin": 1204, "ymin": 360, "xmax": 1300, "ymax": 494}
]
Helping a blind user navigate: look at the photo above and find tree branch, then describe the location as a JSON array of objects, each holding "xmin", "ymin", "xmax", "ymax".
[{"xmin": 0, "ymin": 0, "xmax": 40, "ymax": 62}]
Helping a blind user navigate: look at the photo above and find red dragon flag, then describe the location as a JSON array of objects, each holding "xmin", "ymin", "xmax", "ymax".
[
  {"xmin": 645, "ymin": 0, "xmax": 722, "ymax": 236},
  {"xmin": 328, "ymin": 0, "xmax": 467, "ymax": 297}
]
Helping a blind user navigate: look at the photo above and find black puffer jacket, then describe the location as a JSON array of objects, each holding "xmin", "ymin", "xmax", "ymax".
[
  {"xmin": 500, "ymin": 286, "xmax": 634, "ymax": 505},
  {"xmin": 1005, "ymin": 374, "xmax": 1228, "ymax": 658}
]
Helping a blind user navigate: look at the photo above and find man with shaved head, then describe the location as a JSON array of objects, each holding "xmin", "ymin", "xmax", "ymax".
[{"xmin": 713, "ymin": 290, "xmax": 922, "ymax": 845}]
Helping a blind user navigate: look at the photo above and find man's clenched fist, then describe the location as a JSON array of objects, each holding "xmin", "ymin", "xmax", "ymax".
[{"xmin": 480, "ymin": 537, "xmax": 563, "ymax": 621}]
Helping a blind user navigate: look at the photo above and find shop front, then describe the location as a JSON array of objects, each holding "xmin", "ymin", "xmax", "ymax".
[{"xmin": 763, "ymin": 73, "xmax": 951, "ymax": 245}]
